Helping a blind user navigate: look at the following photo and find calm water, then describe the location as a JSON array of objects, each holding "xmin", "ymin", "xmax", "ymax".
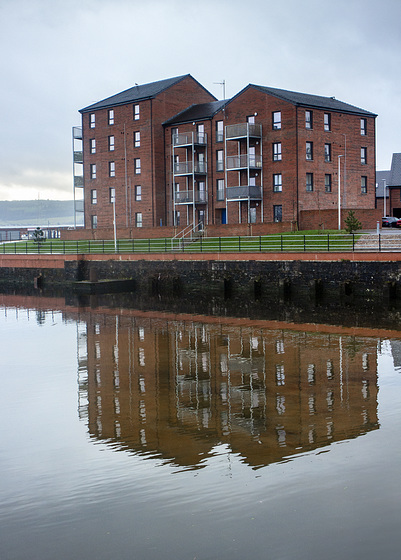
[{"xmin": 1, "ymin": 294, "xmax": 401, "ymax": 560}]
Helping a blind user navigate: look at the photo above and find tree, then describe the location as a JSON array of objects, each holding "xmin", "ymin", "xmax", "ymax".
[
  {"xmin": 32, "ymin": 227, "xmax": 45, "ymax": 244},
  {"xmin": 344, "ymin": 210, "xmax": 362, "ymax": 234}
]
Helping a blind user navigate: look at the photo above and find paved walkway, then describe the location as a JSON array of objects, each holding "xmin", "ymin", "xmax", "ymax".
[{"xmin": 356, "ymin": 232, "xmax": 401, "ymax": 251}]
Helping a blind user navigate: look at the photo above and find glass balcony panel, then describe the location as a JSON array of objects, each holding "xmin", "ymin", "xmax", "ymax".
[
  {"xmin": 225, "ymin": 123, "xmax": 262, "ymax": 139},
  {"xmin": 226, "ymin": 154, "xmax": 262, "ymax": 170},
  {"xmin": 74, "ymin": 176, "xmax": 84, "ymax": 187},
  {"xmin": 194, "ymin": 162, "xmax": 207, "ymax": 174},
  {"xmin": 226, "ymin": 185, "xmax": 262, "ymax": 200},
  {"xmin": 174, "ymin": 161, "xmax": 193, "ymax": 174},
  {"xmin": 74, "ymin": 151, "xmax": 83, "ymax": 163},
  {"xmin": 174, "ymin": 190, "xmax": 208, "ymax": 204}
]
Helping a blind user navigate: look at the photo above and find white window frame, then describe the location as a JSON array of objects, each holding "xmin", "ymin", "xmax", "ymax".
[
  {"xmin": 109, "ymin": 161, "xmax": 115, "ymax": 177},
  {"xmin": 90, "ymin": 113, "xmax": 95, "ymax": 128},
  {"xmin": 272, "ymin": 111, "xmax": 281, "ymax": 130},
  {"xmin": 135, "ymin": 185, "xmax": 142, "ymax": 201},
  {"xmin": 273, "ymin": 142, "xmax": 282, "ymax": 161},
  {"xmin": 135, "ymin": 158, "xmax": 141, "ymax": 175},
  {"xmin": 108, "ymin": 135, "xmax": 115, "ymax": 151},
  {"xmin": 108, "ymin": 109, "xmax": 114, "ymax": 125},
  {"xmin": 273, "ymin": 173, "xmax": 282, "ymax": 192},
  {"xmin": 134, "ymin": 104, "xmax": 140, "ymax": 120}
]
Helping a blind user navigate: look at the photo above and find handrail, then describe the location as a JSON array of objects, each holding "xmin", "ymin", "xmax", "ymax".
[{"xmin": 2, "ymin": 233, "xmax": 401, "ymax": 255}]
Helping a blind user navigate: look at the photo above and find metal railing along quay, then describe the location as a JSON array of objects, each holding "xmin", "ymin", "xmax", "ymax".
[{"xmin": 1, "ymin": 233, "xmax": 401, "ymax": 255}]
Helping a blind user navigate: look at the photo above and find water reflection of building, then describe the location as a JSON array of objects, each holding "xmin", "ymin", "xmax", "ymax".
[{"xmin": 76, "ymin": 311, "xmax": 379, "ymax": 470}]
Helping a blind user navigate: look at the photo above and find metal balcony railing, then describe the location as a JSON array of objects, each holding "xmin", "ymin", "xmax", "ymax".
[
  {"xmin": 174, "ymin": 161, "xmax": 207, "ymax": 174},
  {"xmin": 174, "ymin": 190, "xmax": 207, "ymax": 204},
  {"xmin": 226, "ymin": 185, "xmax": 262, "ymax": 200},
  {"xmin": 172, "ymin": 132, "xmax": 207, "ymax": 146},
  {"xmin": 225, "ymin": 123, "xmax": 262, "ymax": 139},
  {"xmin": 226, "ymin": 154, "xmax": 262, "ymax": 170}
]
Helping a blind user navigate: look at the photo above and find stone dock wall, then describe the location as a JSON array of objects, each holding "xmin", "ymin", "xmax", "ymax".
[{"xmin": 1, "ymin": 252, "xmax": 401, "ymax": 303}]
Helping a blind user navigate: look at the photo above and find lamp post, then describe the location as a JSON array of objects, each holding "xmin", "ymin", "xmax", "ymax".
[{"xmin": 338, "ymin": 155, "xmax": 344, "ymax": 230}]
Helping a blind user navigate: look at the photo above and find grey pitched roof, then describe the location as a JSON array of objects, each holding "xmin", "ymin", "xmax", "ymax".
[
  {"xmin": 80, "ymin": 74, "xmax": 211, "ymax": 113},
  {"xmin": 376, "ymin": 170, "xmax": 391, "ymax": 196},
  {"xmin": 389, "ymin": 153, "xmax": 401, "ymax": 186},
  {"xmin": 163, "ymin": 100, "xmax": 229, "ymax": 126},
  {"xmin": 248, "ymin": 84, "xmax": 377, "ymax": 117}
]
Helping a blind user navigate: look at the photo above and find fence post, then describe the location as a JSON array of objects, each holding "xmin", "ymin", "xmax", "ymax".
[
  {"xmin": 219, "ymin": 236, "xmax": 221, "ymax": 252},
  {"xmin": 259, "ymin": 235, "xmax": 262, "ymax": 252},
  {"xmin": 352, "ymin": 233, "xmax": 355, "ymax": 251},
  {"xmin": 148, "ymin": 238, "xmax": 151, "ymax": 253},
  {"xmin": 281, "ymin": 235, "xmax": 283, "ymax": 252},
  {"xmin": 200, "ymin": 236, "xmax": 202, "ymax": 253},
  {"xmin": 327, "ymin": 234, "xmax": 330, "ymax": 251},
  {"xmin": 379, "ymin": 233, "xmax": 381, "ymax": 252},
  {"xmin": 238, "ymin": 236, "xmax": 241, "ymax": 252},
  {"xmin": 303, "ymin": 235, "xmax": 306, "ymax": 251}
]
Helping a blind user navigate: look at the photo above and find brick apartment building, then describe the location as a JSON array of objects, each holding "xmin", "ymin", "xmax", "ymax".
[{"xmin": 74, "ymin": 74, "xmax": 377, "ymax": 232}]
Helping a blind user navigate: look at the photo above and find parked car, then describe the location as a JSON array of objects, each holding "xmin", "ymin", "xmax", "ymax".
[{"xmin": 382, "ymin": 216, "xmax": 401, "ymax": 228}]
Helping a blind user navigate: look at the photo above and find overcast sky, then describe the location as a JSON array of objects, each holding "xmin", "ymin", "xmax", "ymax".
[{"xmin": 1, "ymin": 0, "xmax": 400, "ymax": 200}]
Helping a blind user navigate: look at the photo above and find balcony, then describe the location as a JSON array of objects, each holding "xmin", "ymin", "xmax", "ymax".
[
  {"xmin": 73, "ymin": 151, "xmax": 83, "ymax": 163},
  {"xmin": 74, "ymin": 176, "xmax": 84, "ymax": 187},
  {"xmin": 174, "ymin": 190, "xmax": 207, "ymax": 204},
  {"xmin": 226, "ymin": 185, "xmax": 262, "ymax": 200},
  {"xmin": 174, "ymin": 161, "xmax": 207, "ymax": 175},
  {"xmin": 226, "ymin": 154, "xmax": 262, "ymax": 170},
  {"xmin": 225, "ymin": 123, "xmax": 262, "ymax": 140},
  {"xmin": 172, "ymin": 132, "xmax": 207, "ymax": 146},
  {"xmin": 73, "ymin": 126, "xmax": 82, "ymax": 140}
]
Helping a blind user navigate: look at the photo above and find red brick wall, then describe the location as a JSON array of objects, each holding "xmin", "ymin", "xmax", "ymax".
[{"xmin": 82, "ymin": 76, "xmax": 215, "ymax": 231}]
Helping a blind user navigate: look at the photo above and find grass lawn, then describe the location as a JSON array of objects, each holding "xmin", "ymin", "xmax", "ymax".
[{"xmin": 1, "ymin": 231, "xmax": 362, "ymax": 255}]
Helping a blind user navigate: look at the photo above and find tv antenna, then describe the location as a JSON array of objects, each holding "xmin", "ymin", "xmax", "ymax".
[{"xmin": 214, "ymin": 79, "xmax": 226, "ymax": 100}]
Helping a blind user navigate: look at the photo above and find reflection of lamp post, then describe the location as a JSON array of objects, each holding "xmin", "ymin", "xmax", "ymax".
[
  {"xmin": 338, "ymin": 155, "xmax": 344, "ymax": 230},
  {"xmin": 383, "ymin": 179, "xmax": 387, "ymax": 217},
  {"xmin": 111, "ymin": 189, "xmax": 117, "ymax": 253}
]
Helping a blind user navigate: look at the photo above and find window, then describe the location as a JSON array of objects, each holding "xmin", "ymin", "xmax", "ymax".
[
  {"xmin": 217, "ymin": 178, "xmax": 224, "ymax": 200},
  {"xmin": 324, "ymin": 113, "xmax": 331, "ymax": 131},
  {"xmin": 306, "ymin": 142, "xmax": 313, "ymax": 160},
  {"xmin": 134, "ymin": 158, "xmax": 141, "ymax": 174},
  {"xmin": 90, "ymin": 113, "xmax": 95, "ymax": 128},
  {"xmin": 216, "ymin": 150, "xmax": 224, "ymax": 171},
  {"xmin": 134, "ymin": 104, "xmax": 140, "ymax": 120},
  {"xmin": 135, "ymin": 212, "xmax": 143, "ymax": 227},
  {"xmin": 306, "ymin": 173, "xmax": 314, "ymax": 192},
  {"xmin": 273, "ymin": 111, "xmax": 281, "ymax": 130},
  {"xmin": 273, "ymin": 142, "xmax": 282, "ymax": 161},
  {"xmin": 109, "ymin": 187, "xmax": 115, "ymax": 203},
  {"xmin": 197, "ymin": 123, "xmax": 205, "ymax": 143},
  {"xmin": 90, "ymin": 138, "xmax": 96, "ymax": 154},
  {"xmin": 273, "ymin": 173, "xmax": 282, "ymax": 192},
  {"xmin": 361, "ymin": 147, "xmax": 367, "ymax": 164},
  {"xmin": 91, "ymin": 189, "xmax": 97, "ymax": 204},
  {"xmin": 135, "ymin": 185, "xmax": 142, "ymax": 201},
  {"xmin": 109, "ymin": 161, "xmax": 115, "ymax": 177},
  {"xmin": 250, "ymin": 207, "xmax": 257, "ymax": 224},
  {"xmin": 216, "ymin": 120, "xmax": 224, "ymax": 142},
  {"xmin": 325, "ymin": 174, "xmax": 332, "ymax": 192},
  {"xmin": 108, "ymin": 109, "xmax": 114, "ymax": 125},
  {"xmin": 197, "ymin": 181, "xmax": 206, "ymax": 202},
  {"xmin": 361, "ymin": 118, "xmax": 367, "ymax": 135},
  {"xmin": 305, "ymin": 110, "xmax": 313, "ymax": 129},
  {"xmin": 134, "ymin": 131, "xmax": 140, "ymax": 147},
  {"xmin": 91, "ymin": 215, "xmax": 97, "ymax": 229},
  {"xmin": 273, "ymin": 205, "xmax": 282, "ymax": 222},
  {"xmin": 108, "ymin": 135, "xmax": 115, "ymax": 151},
  {"xmin": 90, "ymin": 163, "xmax": 96, "ymax": 179},
  {"xmin": 361, "ymin": 176, "xmax": 367, "ymax": 194},
  {"xmin": 247, "ymin": 115, "xmax": 255, "ymax": 125},
  {"xmin": 324, "ymin": 143, "xmax": 331, "ymax": 162}
]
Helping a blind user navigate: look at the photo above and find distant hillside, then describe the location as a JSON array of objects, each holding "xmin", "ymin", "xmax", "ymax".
[{"xmin": 0, "ymin": 200, "xmax": 76, "ymax": 226}]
